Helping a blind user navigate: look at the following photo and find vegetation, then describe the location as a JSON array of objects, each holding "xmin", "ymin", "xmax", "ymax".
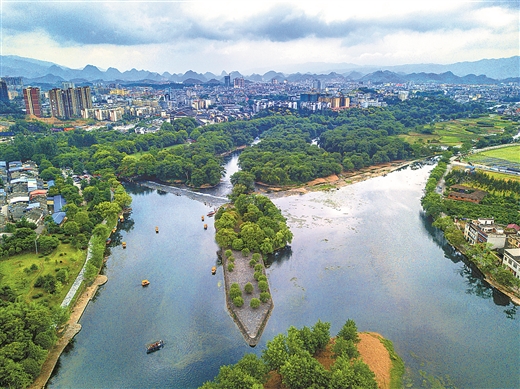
[
  {"xmin": 199, "ymin": 319, "xmax": 383, "ymax": 389},
  {"xmin": 421, "ymin": 153, "xmax": 520, "ymax": 295},
  {"xmin": 215, "ymin": 194, "xmax": 293, "ymax": 255}
]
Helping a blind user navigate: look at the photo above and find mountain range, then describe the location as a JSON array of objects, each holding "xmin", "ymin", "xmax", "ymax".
[{"xmin": 0, "ymin": 55, "xmax": 518, "ymax": 87}]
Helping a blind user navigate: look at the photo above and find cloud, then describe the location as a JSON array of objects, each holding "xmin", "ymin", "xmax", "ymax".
[
  {"xmin": 1, "ymin": 1, "xmax": 517, "ymax": 73},
  {"xmin": 3, "ymin": 1, "xmax": 517, "ymax": 46}
]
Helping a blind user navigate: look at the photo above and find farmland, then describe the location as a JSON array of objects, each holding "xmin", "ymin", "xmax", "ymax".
[{"xmin": 401, "ymin": 115, "xmax": 519, "ymax": 146}]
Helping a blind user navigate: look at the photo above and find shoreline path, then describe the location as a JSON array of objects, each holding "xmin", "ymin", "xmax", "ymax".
[{"xmin": 29, "ymin": 275, "xmax": 108, "ymax": 389}]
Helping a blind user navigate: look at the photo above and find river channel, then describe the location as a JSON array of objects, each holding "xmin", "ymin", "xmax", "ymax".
[{"xmin": 48, "ymin": 154, "xmax": 519, "ymax": 389}]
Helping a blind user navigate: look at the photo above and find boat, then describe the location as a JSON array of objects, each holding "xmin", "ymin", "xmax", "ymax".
[
  {"xmin": 155, "ymin": 226, "xmax": 159, "ymax": 233},
  {"xmin": 106, "ymin": 238, "xmax": 111, "ymax": 245},
  {"xmin": 146, "ymin": 340, "xmax": 164, "ymax": 354},
  {"xmin": 204, "ymin": 224, "xmax": 207, "ymax": 230},
  {"xmin": 122, "ymin": 242, "xmax": 126, "ymax": 249},
  {"xmin": 207, "ymin": 210, "xmax": 216, "ymax": 217},
  {"xmin": 141, "ymin": 280, "xmax": 150, "ymax": 287},
  {"xmin": 211, "ymin": 266, "xmax": 217, "ymax": 275},
  {"xmin": 119, "ymin": 215, "xmax": 124, "ymax": 222},
  {"xmin": 201, "ymin": 215, "xmax": 205, "ymax": 221}
]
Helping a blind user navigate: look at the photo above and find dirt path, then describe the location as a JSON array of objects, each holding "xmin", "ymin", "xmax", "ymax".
[{"xmin": 30, "ymin": 275, "xmax": 108, "ymax": 389}]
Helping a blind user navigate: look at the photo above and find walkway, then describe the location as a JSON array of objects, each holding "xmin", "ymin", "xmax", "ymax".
[{"xmin": 30, "ymin": 275, "xmax": 108, "ymax": 389}]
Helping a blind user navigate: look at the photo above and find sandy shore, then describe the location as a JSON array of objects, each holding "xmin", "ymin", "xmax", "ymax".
[
  {"xmin": 259, "ymin": 160, "xmax": 413, "ymax": 197},
  {"xmin": 29, "ymin": 275, "xmax": 108, "ymax": 389}
]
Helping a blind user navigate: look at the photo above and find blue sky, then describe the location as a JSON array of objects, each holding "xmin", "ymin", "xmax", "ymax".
[{"xmin": 2, "ymin": 0, "xmax": 518, "ymax": 74}]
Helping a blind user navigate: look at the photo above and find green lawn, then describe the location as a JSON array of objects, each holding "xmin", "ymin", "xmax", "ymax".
[
  {"xmin": 469, "ymin": 145, "xmax": 520, "ymax": 164},
  {"xmin": 0, "ymin": 242, "xmax": 86, "ymax": 305},
  {"xmin": 401, "ymin": 115, "xmax": 518, "ymax": 147}
]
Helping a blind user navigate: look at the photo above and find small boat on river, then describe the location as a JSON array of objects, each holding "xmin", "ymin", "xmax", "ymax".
[
  {"xmin": 207, "ymin": 211, "xmax": 216, "ymax": 217},
  {"xmin": 122, "ymin": 242, "xmax": 126, "ymax": 249},
  {"xmin": 141, "ymin": 280, "xmax": 150, "ymax": 287},
  {"xmin": 211, "ymin": 266, "xmax": 217, "ymax": 275},
  {"xmin": 155, "ymin": 226, "xmax": 159, "ymax": 233},
  {"xmin": 146, "ymin": 340, "xmax": 164, "ymax": 353}
]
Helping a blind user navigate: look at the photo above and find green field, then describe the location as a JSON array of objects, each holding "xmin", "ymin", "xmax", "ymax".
[
  {"xmin": 467, "ymin": 145, "xmax": 520, "ymax": 164},
  {"xmin": 0, "ymin": 243, "xmax": 86, "ymax": 304},
  {"xmin": 401, "ymin": 115, "xmax": 519, "ymax": 146}
]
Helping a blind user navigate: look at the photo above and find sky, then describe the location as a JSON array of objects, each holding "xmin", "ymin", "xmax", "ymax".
[{"xmin": 1, "ymin": 0, "xmax": 518, "ymax": 75}]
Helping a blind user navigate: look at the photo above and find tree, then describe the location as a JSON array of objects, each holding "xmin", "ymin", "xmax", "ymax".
[
  {"xmin": 262, "ymin": 333, "xmax": 289, "ymax": 371},
  {"xmin": 36, "ymin": 235, "xmax": 59, "ymax": 255},
  {"xmin": 337, "ymin": 319, "xmax": 360, "ymax": 343},
  {"xmin": 279, "ymin": 350, "xmax": 329, "ymax": 389},
  {"xmin": 62, "ymin": 221, "xmax": 80, "ymax": 236}
]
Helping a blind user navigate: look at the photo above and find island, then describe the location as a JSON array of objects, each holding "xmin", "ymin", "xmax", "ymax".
[{"xmin": 214, "ymin": 192, "xmax": 293, "ymax": 345}]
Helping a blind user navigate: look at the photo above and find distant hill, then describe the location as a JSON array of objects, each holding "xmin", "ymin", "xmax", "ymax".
[{"xmin": 0, "ymin": 54, "xmax": 517, "ymax": 87}]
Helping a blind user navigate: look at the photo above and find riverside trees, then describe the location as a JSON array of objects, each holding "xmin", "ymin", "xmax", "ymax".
[{"xmin": 199, "ymin": 319, "xmax": 379, "ymax": 389}]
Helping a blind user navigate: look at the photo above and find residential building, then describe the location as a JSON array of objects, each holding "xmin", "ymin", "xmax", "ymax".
[
  {"xmin": 464, "ymin": 218, "xmax": 507, "ymax": 249},
  {"xmin": 234, "ymin": 77, "xmax": 245, "ymax": 89},
  {"xmin": 502, "ymin": 248, "xmax": 520, "ymax": 279},
  {"xmin": 23, "ymin": 87, "xmax": 42, "ymax": 117},
  {"xmin": 448, "ymin": 184, "xmax": 487, "ymax": 204}
]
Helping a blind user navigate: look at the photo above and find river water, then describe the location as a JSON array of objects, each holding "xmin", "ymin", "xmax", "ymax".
[{"xmin": 48, "ymin": 155, "xmax": 519, "ymax": 389}]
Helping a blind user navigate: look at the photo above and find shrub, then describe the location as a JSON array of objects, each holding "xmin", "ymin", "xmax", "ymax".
[
  {"xmin": 254, "ymin": 264, "xmax": 263, "ymax": 272},
  {"xmin": 258, "ymin": 275, "xmax": 267, "ymax": 282},
  {"xmin": 230, "ymin": 284, "xmax": 242, "ymax": 299},
  {"xmin": 225, "ymin": 249, "xmax": 233, "ymax": 258},
  {"xmin": 252, "ymin": 253, "xmax": 262, "ymax": 262},
  {"xmin": 233, "ymin": 296, "xmax": 244, "ymax": 307},
  {"xmin": 228, "ymin": 256, "xmax": 235, "ymax": 263},
  {"xmin": 249, "ymin": 259, "xmax": 257, "ymax": 267},
  {"xmin": 258, "ymin": 280, "xmax": 268, "ymax": 292},
  {"xmin": 254, "ymin": 271, "xmax": 262, "ymax": 281},
  {"xmin": 30, "ymin": 263, "xmax": 39, "ymax": 271},
  {"xmin": 250, "ymin": 298, "xmax": 261, "ymax": 309},
  {"xmin": 244, "ymin": 282, "xmax": 254, "ymax": 294},
  {"xmin": 232, "ymin": 238, "xmax": 244, "ymax": 251},
  {"xmin": 241, "ymin": 248, "xmax": 250, "ymax": 257},
  {"xmin": 260, "ymin": 292, "xmax": 270, "ymax": 303},
  {"xmin": 227, "ymin": 263, "xmax": 234, "ymax": 272}
]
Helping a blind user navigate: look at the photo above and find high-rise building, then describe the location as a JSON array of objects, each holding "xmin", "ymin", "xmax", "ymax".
[
  {"xmin": 23, "ymin": 87, "xmax": 42, "ymax": 117},
  {"xmin": 312, "ymin": 79, "xmax": 321, "ymax": 91},
  {"xmin": 224, "ymin": 75, "xmax": 231, "ymax": 87},
  {"xmin": 49, "ymin": 88, "xmax": 65, "ymax": 117},
  {"xmin": 49, "ymin": 86, "xmax": 93, "ymax": 118},
  {"xmin": 233, "ymin": 77, "xmax": 244, "ymax": 88},
  {"xmin": 0, "ymin": 81, "xmax": 9, "ymax": 102}
]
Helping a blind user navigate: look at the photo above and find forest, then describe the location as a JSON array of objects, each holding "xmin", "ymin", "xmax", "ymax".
[{"xmin": 0, "ymin": 96, "xmax": 501, "ymax": 188}]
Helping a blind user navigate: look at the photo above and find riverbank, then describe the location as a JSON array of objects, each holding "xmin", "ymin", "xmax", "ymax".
[
  {"xmin": 29, "ymin": 275, "xmax": 108, "ymax": 389},
  {"xmin": 259, "ymin": 160, "xmax": 413, "ymax": 197}
]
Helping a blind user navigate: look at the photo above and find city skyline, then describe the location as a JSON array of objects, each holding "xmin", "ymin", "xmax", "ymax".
[{"xmin": 2, "ymin": 1, "xmax": 518, "ymax": 74}]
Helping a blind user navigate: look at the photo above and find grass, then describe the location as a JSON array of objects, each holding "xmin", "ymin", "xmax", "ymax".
[
  {"xmin": 380, "ymin": 337, "xmax": 405, "ymax": 389},
  {"xmin": 400, "ymin": 115, "xmax": 519, "ymax": 147},
  {"xmin": 0, "ymin": 241, "xmax": 87, "ymax": 305},
  {"xmin": 467, "ymin": 144, "xmax": 520, "ymax": 164}
]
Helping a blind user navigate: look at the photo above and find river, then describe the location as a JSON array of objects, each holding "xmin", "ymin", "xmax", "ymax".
[{"xmin": 48, "ymin": 154, "xmax": 519, "ymax": 389}]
